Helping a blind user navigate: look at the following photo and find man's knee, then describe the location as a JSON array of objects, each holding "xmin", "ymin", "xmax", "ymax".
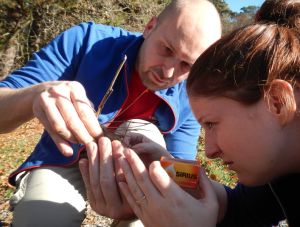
[
  {"xmin": 10, "ymin": 163, "xmax": 87, "ymax": 227},
  {"xmin": 12, "ymin": 200, "xmax": 86, "ymax": 227}
]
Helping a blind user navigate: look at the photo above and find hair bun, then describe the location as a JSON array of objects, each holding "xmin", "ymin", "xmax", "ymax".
[{"xmin": 255, "ymin": 0, "xmax": 300, "ymax": 28}]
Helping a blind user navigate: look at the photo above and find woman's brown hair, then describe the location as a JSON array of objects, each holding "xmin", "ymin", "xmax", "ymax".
[{"xmin": 187, "ymin": 0, "xmax": 300, "ymax": 106}]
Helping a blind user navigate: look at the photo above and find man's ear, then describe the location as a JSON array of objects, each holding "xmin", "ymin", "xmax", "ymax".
[
  {"xmin": 143, "ymin": 16, "xmax": 158, "ymax": 39},
  {"xmin": 265, "ymin": 79, "xmax": 296, "ymax": 127}
]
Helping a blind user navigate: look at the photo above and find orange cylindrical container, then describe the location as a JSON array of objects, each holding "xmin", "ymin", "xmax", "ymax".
[{"xmin": 160, "ymin": 156, "xmax": 200, "ymax": 189}]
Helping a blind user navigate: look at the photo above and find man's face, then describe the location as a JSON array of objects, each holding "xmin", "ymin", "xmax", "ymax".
[{"xmin": 135, "ymin": 9, "xmax": 220, "ymax": 91}]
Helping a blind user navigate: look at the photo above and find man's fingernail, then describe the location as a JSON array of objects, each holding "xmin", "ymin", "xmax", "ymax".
[
  {"xmin": 118, "ymin": 156, "xmax": 125, "ymax": 161},
  {"xmin": 101, "ymin": 137, "xmax": 109, "ymax": 146},
  {"xmin": 118, "ymin": 156, "xmax": 126, "ymax": 165},
  {"xmin": 79, "ymin": 161, "xmax": 86, "ymax": 168},
  {"xmin": 64, "ymin": 149, "xmax": 73, "ymax": 157},
  {"xmin": 118, "ymin": 182, "xmax": 125, "ymax": 190},
  {"xmin": 123, "ymin": 148, "xmax": 130, "ymax": 157},
  {"xmin": 112, "ymin": 141, "xmax": 120, "ymax": 150}
]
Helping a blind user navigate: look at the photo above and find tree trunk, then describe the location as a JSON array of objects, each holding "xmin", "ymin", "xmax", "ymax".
[
  {"xmin": 0, "ymin": 38, "xmax": 18, "ymax": 81},
  {"xmin": 0, "ymin": 3, "xmax": 23, "ymax": 80}
]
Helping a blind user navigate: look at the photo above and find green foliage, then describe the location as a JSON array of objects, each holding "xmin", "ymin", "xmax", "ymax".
[
  {"xmin": 206, "ymin": 1, "xmax": 261, "ymax": 35},
  {"xmin": 240, "ymin": 5, "xmax": 260, "ymax": 15},
  {"xmin": 4, "ymin": 188, "xmax": 14, "ymax": 200},
  {"xmin": 197, "ymin": 152, "xmax": 239, "ymax": 188},
  {"xmin": 208, "ymin": 0, "xmax": 236, "ymax": 35},
  {"xmin": 226, "ymin": 5, "xmax": 260, "ymax": 32},
  {"xmin": 209, "ymin": 0, "xmax": 233, "ymax": 17}
]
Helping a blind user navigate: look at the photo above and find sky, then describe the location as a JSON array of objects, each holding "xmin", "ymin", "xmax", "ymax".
[{"xmin": 226, "ymin": 0, "xmax": 265, "ymax": 13}]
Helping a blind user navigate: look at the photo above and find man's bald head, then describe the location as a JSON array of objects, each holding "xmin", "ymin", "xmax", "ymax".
[{"xmin": 157, "ymin": 0, "xmax": 221, "ymax": 35}]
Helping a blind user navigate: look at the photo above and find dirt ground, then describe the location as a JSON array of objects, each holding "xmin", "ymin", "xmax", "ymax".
[{"xmin": 0, "ymin": 119, "xmax": 113, "ymax": 227}]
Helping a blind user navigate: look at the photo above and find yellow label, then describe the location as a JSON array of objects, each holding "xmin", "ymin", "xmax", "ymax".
[{"xmin": 160, "ymin": 156, "xmax": 200, "ymax": 189}]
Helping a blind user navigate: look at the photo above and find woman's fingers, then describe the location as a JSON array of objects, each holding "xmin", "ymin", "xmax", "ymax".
[
  {"xmin": 125, "ymin": 149, "xmax": 162, "ymax": 198},
  {"xmin": 118, "ymin": 181, "xmax": 143, "ymax": 218},
  {"xmin": 123, "ymin": 132, "xmax": 170, "ymax": 161},
  {"xmin": 148, "ymin": 161, "xmax": 183, "ymax": 199},
  {"xmin": 198, "ymin": 168, "xmax": 219, "ymax": 203},
  {"xmin": 123, "ymin": 132, "xmax": 145, "ymax": 146},
  {"xmin": 118, "ymin": 153, "xmax": 147, "ymax": 205},
  {"xmin": 118, "ymin": 149, "xmax": 220, "ymax": 227}
]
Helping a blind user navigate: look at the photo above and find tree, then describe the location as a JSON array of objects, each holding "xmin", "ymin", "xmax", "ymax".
[
  {"xmin": 240, "ymin": 5, "xmax": 260, "ymax": 16},
  {"xmin": 209, "ymin": 0, "xmax": 234, "ymax": 17},
  {"xmin": 208, "ymin": 0, "xmax": 236, "ymax": 35},
  {"xmin": 228, "ymin": 5, "xmax": 260, "ymax": 32},
  {"xmin": 0, "ymin": 0, "xmax": 28, "ymax": 80},
  {"xmin": 0, "ymin": 0, "xmax": 79, "ymax": 80},
  {"xmin": 0, "ymin": 0, "xmax": 170, "ymax": 81}
]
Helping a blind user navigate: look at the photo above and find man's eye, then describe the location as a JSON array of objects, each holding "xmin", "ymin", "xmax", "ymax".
[
  {"xmin": 183, "ymin": 62, "xmax": 191, "ymax": 68},
  {"xmin": 164, "ymin": 45, "xmax": 171, "ymax": 52}
]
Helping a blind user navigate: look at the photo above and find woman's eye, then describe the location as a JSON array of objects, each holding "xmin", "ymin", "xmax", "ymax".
[{"xmin": 204, "ymin": 122, "xmax": 214, "ymax": 130}]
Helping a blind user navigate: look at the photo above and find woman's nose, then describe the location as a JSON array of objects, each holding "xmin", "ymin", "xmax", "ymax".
[{"xmin": 204, "ymin": 133, "xmax": 221, "ymax": 159}]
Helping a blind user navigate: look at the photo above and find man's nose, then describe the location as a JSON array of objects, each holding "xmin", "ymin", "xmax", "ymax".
[
  {"xmin": 204, "ymin": 133, "xmax": 221, "ymax": 159},
  {"xmin": 162, "ymin": 59, "xmax": 178, "ymax": 79}
]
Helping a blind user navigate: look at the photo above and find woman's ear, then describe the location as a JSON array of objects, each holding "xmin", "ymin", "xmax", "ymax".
[
  {"xmin": 143, "ymin": 16, "xmax": 158, "ymax": 39},
  {"xmin": 265, "ymin": 79, "xmax": 296, "ymax": 127}
]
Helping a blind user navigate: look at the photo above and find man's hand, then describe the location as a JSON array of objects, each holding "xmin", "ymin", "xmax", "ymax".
[
  {"xmin": 118, "ymin": 148, "xmax": 219, "ymax": 227},
  {"xmin": 32, "ymin": 81, "xmax": 102, "ymax": 156},
  {"xmin": 124, "ymin": 132, "xmax": 172, "ymax": 168},
  {"xmin": 79, "ymin": 138, "xmax": 135, "ymax": 220}
]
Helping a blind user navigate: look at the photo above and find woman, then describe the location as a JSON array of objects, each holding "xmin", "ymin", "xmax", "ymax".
[{"xmin": 80, "ymin": 0, "xmax": 300, "ymax": 226}]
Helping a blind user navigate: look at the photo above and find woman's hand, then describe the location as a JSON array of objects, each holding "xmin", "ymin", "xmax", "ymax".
[
  {"xmin": 124, "ymin": 132, "xmax": 172, "ymax": 168},
  {"xmin": 118, "ymin": 148, "xmax": 219, "ymax": 227},
  {"xmin": 79, "ymin": 139, "xmax": 135, "ymax": 220}
]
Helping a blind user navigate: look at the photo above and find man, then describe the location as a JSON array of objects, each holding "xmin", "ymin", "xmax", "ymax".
[{"xmin": 0, "ymin": 0, "xmax": 221, "ymax": 226}]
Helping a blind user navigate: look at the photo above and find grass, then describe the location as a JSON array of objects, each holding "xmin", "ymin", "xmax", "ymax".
[{"xmin": 0, "ymin": 118, "xmax": 44, "ymax": 202}]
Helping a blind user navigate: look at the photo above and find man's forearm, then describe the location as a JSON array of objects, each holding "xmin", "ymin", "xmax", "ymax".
[{"xmin": 0, "ymin": 85, "xmax": 40, "ymax": 133}]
